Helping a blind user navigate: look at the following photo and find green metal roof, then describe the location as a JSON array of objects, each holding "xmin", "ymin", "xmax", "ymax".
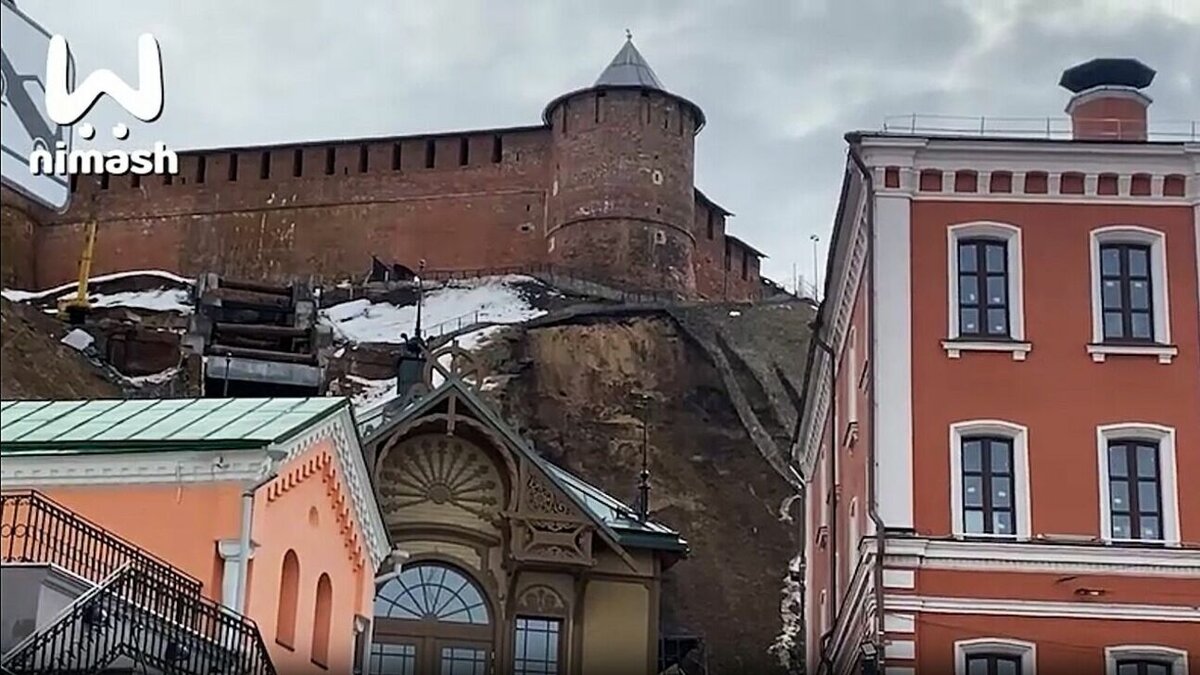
[
  {"xmin": 0, "ymin": 398, "xmax": 347, "ymax": 454},
  {"xmin": 544, "ymin": 462, "xmax": 688, "ymax": 551}
]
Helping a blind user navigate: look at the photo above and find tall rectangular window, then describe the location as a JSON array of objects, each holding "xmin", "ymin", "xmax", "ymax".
[
  {"xmin": 492, "ymin": 135, "xmax": 503, "ymax": 163},
  {"xmin": 957, "ymin": 239, "xmax": 1009, "ymax": 338},
  {"xmin": 961, "ymin": 437, "xmax": 1015, "ymax": 536},
  {"xmin": 392, "ymin": 142, "xmax": 403, "ymax": 171},
  {"xmin": 966, "ymin": 654, "xmax": 1023, "ymax": 675},
  {"xmin": 425, "ymin": 139, "xmax": 436, "ymax": 168},
  {"xmin": 196, "ymin": 155, "xmax": 207, "ymax": 184},
  {"xmin": 1100, "ymin": 243, "xmax": 1154, "ymax": 342},
  {"xmin": 259, "ymin": 151, "xmax": 271, "ymax": 179},
  {"xmin": 459, "ymin": 137, "xmax": 469, "ymax": 166},
  {"xmin": 359, "ymin": 144, "xmax": 370, "ymax": 173},
  {"xmin": 325, "ymin": 147, "xmax": 336, "ymax": 175},
  {"xmin": 228, "ymin": 153, "xmax": 239, "ymax": 181},
  {"xmin": 514, "ymin": 617, "xmax": 561, "ymax": 675},
  {"xmin": 293, "ymin": 149, "xmax": 304, "ymax": 177},
  {"xmin": 1107, "ymin": 440, "xmax": 1162, "ymax": 540}
]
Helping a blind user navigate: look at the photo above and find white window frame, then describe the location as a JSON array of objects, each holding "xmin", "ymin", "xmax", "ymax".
[
  {"xmin": 944, "ymin": 222, "xmax": 1030, "ymax": 360},
  {"xmin": 845, "ymin": 327, "xmax": 859, "ymax": 443},
  {"xmin": 1104, "ymin": 645, "xmax": 1189, "ymax": 675},
  {"xmin": 847, "ymin": 497, "xmax": 860, "ymax": 570},
  {"xmin": 955, "ymin": 638, "xmax": 1037, "ymax": 675},
  {"xmin": 949, "ymin": 420, "xmax": 1032, "ymax": 540},
  {"xmin": 1088, "ymin": 226, "xmax": 1176, "ymax": 364},
  {"xmin": 1096, "ymin": 424, "xmax": 1181, "ymax": 546}
]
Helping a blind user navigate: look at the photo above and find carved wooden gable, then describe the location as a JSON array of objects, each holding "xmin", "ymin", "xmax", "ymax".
[
  {"xmin": 376, "ymin": 433, "xmax": 506, "ymax": 536},
  {"xmin": 368, "ymin": 343, "xmax": 615, "ymax": 570},
  {"xmin": 509, "ymin": 459, "xmax": 596, "ymax": 567}
]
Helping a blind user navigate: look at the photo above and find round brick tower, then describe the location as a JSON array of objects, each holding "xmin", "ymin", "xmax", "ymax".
[{"xmin": 544, "ymin": 36, "xmax": 704, "ymax": 296}]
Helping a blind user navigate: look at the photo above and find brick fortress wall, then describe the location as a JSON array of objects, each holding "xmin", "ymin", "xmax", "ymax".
[{"xmin": 19, "ymin": 98, "xmax": 764, "ymax": 301}]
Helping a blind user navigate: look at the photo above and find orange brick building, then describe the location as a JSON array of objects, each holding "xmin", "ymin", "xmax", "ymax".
[
  {"xmin": 0, "ymin": 38, "xmax": 764, "ymax": 301},
  {"xmin": 796, "ymin": 58, "xmax": 1199, "ymax": 674}
]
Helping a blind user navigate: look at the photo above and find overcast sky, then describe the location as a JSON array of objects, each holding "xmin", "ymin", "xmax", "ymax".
[{"xmin": 14, "ymin": 0, "xmax": 1199, "ymax": 290}]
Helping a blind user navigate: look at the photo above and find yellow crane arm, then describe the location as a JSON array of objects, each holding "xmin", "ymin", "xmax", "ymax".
[
  {"xmin": 60, "ymin": 221, "xmax": 98, "ymax": 314},
  {"xmin": 74, "ymin": 220, "xmax": 99, "ymax": 307}
]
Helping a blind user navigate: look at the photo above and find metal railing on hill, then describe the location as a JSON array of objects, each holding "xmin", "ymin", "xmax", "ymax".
[
  {"xmin": 0, "ymin": 491, "xmax": 275, "ymax": 675},
  {"xmin": 881, "ymin": 114, "xmax": 1199, "ymax": 141},
  {"xmin": 419, "ymin": 263, "xmax": 686, "ymax": 305}
]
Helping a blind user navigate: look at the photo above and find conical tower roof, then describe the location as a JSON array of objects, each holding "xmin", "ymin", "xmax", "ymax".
[
  {"xmin": 543, "ymin": 34, "xmax": 705, "ymax": 132},
  {"xmin": 594, "ymin": 37, "xmax": 666, "ymax": 90}
]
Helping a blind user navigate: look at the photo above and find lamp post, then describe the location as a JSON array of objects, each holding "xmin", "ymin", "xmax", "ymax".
[{"xmin": 809, "ymin": 234, "xmax": 821, "ymax": 300}]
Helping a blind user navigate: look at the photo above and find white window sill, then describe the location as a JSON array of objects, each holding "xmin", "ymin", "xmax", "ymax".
[
  {"xmin": 942, "ymin": 339, "xmax": 1032, "ymax": 361},
  {"xmin": 952, "ymin": 533, "xmax": 1030, "ymax": 542},
  {"xmin": 1100, "ymin": 537, "xmax": 1181, "ymax": 548},
  {"xmin": 1087, "ymin": 343, "xmax": 1177, "ymax": 364}
]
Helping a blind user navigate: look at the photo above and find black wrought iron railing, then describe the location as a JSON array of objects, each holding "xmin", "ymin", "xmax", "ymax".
[
  {"xmin": 2, "ymin": 564, "xmax": 275, "ymax": 674},
  {"xmin": 0, "ymin": 491, "xmax": 202, "ymax": 601},
  {"xmin": 0, "ymin": 491, "xmax": 276, "ymax": 675}
]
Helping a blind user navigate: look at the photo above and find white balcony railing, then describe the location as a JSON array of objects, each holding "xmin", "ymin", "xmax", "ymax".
[{"xmin": 880, "ymin": 114, "xmax": 1200, "ymax": 142}]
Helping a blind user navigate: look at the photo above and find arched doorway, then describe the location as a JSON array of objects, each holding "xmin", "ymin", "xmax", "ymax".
[{"xmin": 371, "ymin": 562, "xmax": 493, "ymax": 674}]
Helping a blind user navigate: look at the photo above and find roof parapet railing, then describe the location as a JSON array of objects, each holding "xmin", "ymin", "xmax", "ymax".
[{"xmin": 881, "ymin": 114, "xmax": 1199, "ymax": 142}]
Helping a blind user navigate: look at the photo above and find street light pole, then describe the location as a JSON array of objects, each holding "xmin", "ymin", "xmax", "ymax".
[{"xmin": 809, "ymin": 234, "xmax": 821, "ymax": 300}]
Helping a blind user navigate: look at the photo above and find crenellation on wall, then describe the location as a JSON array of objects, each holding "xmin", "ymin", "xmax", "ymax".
[{"xmin": 21, "ymin": 42, "xmax": 765, "ymax": 300}]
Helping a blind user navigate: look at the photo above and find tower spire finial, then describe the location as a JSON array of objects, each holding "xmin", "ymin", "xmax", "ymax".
[{"xmin": 625, "ymin": 28, "xmax": 632, "ymax": 41}]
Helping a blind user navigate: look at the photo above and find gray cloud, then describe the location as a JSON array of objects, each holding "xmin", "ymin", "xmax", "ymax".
[{"xmin": 15, "ymin": 0, "xmax": 1198, "ymax": 290}]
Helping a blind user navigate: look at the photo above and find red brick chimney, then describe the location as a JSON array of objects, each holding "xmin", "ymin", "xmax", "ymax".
[{"xmin": 1060, "ymin": 58, "xmax": 1156, "ymax": 141}]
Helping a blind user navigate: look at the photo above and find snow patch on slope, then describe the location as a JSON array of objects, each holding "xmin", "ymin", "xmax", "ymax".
[{"xmin": 321, "ymin": 276, "xmax": 548, "ymax": 345}]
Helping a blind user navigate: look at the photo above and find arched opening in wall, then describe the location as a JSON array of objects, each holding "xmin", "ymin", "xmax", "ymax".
[
  {"xmin": 1098, "ymin": 173, "xmax": 1119, "ymax": 196},
  {"xmin": 312, "ymin": 573, "xmax": 333, "ymax": 667},
  {"xmin": 1061, "ymin": 172, "xmax": 1085, "ymax": 195},
  {"xmin": 373, "ymin": 562, "xmax": 493, "ymax": 674},
  {"xmin": 1024, "ymin": 171, "xmax": 1048, "ymax": 194},
  {"xmin": 1163, "ymin": 174, "xmax": 1186, "ymax": 197},
  {"xmin": 276, "ymin": 550, "xmax": 300, "ymax": 649},
  {"xmin": 1130, "ymin": 173, "xmax": 1152, "ymax": 196}
]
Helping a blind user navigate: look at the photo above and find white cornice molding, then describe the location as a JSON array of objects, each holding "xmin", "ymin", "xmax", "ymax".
[
  {"xmin": 0, "ymin": 450, "xmax": 269, "ymax": 486},
  {"xmin": 272, "ymin": 407, "xmax": 390, "ymax": 567},
  {"xmin": 884, "ymin": 538, "xmax": 1200, "ymax": 577},
  {"xmin": 886, "ymin": 594, "xmax": 1200, "ymax": 623}
]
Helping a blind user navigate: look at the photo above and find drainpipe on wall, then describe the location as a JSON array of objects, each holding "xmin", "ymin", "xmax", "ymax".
[
  {"xmin": 232, "ymin": 443, "xmax": 290, "ymax": 615},
  {"xmin": 846, "ymin": 135, "xmax": 885, "ymax": 671}
]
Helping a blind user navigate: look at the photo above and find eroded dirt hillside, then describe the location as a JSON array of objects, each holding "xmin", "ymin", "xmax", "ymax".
[
  {"xmin": 477, "ymin": 304, "xmax": 810, "ymax": 675},
  {"xmin": 0, "ymin": 298, "xmax": 124, "ymax": 399}
]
